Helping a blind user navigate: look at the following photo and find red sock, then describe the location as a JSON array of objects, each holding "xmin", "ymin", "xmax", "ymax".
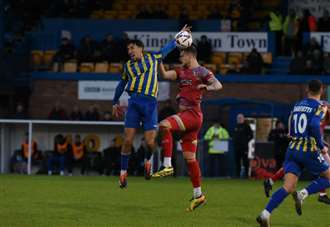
[
  {"xmin": 161, "ymin": 127, "xmax": 172, "ymax": 158},
  {"xmin": 187, "ymin": 160, "xmax": 201, "ymax": 188},
  {"xmin": 271, "ymin": 168, "xmax": 285, "ymax": 182}
]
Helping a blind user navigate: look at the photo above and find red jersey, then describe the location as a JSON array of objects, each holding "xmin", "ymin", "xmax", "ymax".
[{"xmin": 175, "ymin": 66, "xmax": 214, "ymax": 107}]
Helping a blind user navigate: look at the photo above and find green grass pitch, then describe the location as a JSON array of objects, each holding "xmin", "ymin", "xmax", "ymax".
[{"xmin": 0, "ymin": 175, "xmax": 329, "ymax": 227}]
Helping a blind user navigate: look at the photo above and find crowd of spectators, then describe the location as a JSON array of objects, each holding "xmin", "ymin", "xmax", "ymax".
[
  {"xmin": 48, "ymin": 103, "xmax": 114, "ymax": 121},
  {"xmin": 53, "ymin": 33, "xmax": 130, "ymax": 65},
  {"xmin": 289, "ymin": 38, "xmax": 329, "ymax": 74},
  {"xmin": 268, "ymin": 9, "xmax": 330, "ymax": 56},
  {"xmin": 10, "ymin": 132, "xmax": 149, "ymax": 176}
]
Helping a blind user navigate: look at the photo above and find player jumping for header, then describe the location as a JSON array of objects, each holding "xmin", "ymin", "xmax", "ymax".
[
  {"xmin": 112, "ymin": 25, "xmax": 191, "ymax": 189},
  {"xmin": 153, "ymin": 44, "xmax": 222, "ymax": 211}
]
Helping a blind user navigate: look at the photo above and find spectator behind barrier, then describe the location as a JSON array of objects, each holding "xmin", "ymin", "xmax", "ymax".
[
  {"xmin": 268, "ymin": 120, "xmax": 290, "ymax": 170},
  {"xmin": 48, "ymin": 134, "xmax": 71, "ymax": 176},
  {"xmin": 70, "ymin": 105, "xmax": 83, "ymax": 121},
  {"xmin": 103, "ymin": 135, "xmax": 122, "ymax": 176},
  {"xmin": 197, "ymin": 35, "xmax": 213, "ymax": 63},
  {"xmin": 282, "ymin": 9, "xmax": 299, "ymax": 56},
  {"xmin": 103, "ymin": 111, "xmax": 112, "ymax": 121},
  {"xmin": 101, "ymin": 34, "xmax": 117, "ymax": 63},
  {"xmin": 307, "ymin": 49, "xmax": 324, "ymax": 74},
  {"xmin": 243, "ymin": 48, "xmax": 264, "ymax": 74},
  {"xmin": 303, "ymin": 37, "xmax": 322, "ymax": 57},
  {"xmin": 204, "ymin": 123, "xmax": 230, "ymax": 177},
  {"xmin": 77, "ymin": 35, "xmax": 98, "ymax": 63},
  {"xmin": 289, "ymin": 51, "xmax": 305, "ymax": 74},
  {"xmin": 53, "ymin": 38, "xmax": 76, "ymax": 65},
  {"xmin": 13, "ymin": 103, "xmax": 27, "ymax": 119},
  {"xmin": 21, "ymin": 132, "xmax": 41, "ymax": 163},
  {"xmin": 232, "ymin": 113, "xmax": 253, "ymax": 178},
  {"xmin": 323, "ymin": 53, "xmax": 330, "ymax": 74},
  {"xmin": 48, "ymin": 102, "xmax": 68, "ymax": 120},
  {"xmin": 67, "ymin": 134, "xmax": 88, "ymax": 175},
  {"xmin": 84, "ymin": 105, "xmax": 100, "ymax": 121},
  {"xmin": 318, "ymin": 9, "xmax": 330, "ymax": 32},
  {"xmin": 117, "ymin": 32, "xmax": 130, "ymax": 62}
]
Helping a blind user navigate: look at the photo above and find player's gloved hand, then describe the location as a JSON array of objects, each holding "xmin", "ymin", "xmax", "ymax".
[
  {"xmin": 112, "ymin": 104, "xmax": 124, "ymax": 119},
  {"xmin": 321, "ymin": 146, "xmax": 329, "ymax": 155}
]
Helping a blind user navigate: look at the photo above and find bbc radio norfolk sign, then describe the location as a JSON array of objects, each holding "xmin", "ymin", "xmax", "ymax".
[
  {"xmin": 126, "ymin": 32, "xmax": 268, "ymax": 52},
  {"xmin": 78, "ymin": 81, "xmax": 170, "ymax": 102}
]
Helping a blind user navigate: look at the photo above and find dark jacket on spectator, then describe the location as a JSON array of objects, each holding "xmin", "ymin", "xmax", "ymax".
[
  {"xmin": 70, "ymin": 110, "xmax": 83, "ymax": 121},
  {"xmin": 54, "ymin": 38, "xmax": 76, "ymax": 62},
  {"xmin": 197, "ymin": 36, "xmax": 213, "ymax": 63},
  {"xmin": 232, "ymin": 123, "xmax": 253, "ymax": 151},
  {"xmin": 246, "ymin": 49, "xmax": 264, "ymax": 74},
  {"xmin": 289, "ymin": 54, "xmax": 306, "ymax": 74},
  {"xmin": 77, "ymin": 36, "xmax": 98, "ymax": 62},
  {"xmin": 48, "ymin": 108, "xmax": 67, "ymax": 120}
]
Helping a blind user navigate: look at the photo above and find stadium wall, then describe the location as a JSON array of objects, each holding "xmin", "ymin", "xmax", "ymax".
[{"xmin": 28, "ymin": 78, "xmax": 308, "ymax": 119}]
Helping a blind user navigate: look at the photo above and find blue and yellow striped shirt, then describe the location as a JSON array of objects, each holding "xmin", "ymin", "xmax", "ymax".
[
  {"xmin": 288, "ymin": 98, "xmax": 326, "ymax": 152},
  {"xmin": 122, "ymin": 52, "xmax": 162, "ymax": 98},
  {"xmin": 112, "ymin": 39, "xmax": 176, "ymax": 104}
]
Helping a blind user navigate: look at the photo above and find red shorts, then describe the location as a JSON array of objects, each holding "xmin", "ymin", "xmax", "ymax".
[{"xmin": 165, "ymin": 107, "xmax": 203, "ymax": 153}]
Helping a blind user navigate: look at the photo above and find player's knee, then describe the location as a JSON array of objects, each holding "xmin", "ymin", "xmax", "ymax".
[
  {"xmin": 159, "ymin": 120, "xmax": 171, "ymax": 131},
  {"xmin": 183, "ymin": 152, "xmax": 196, "ymax": 162},
  {"xmin": 145, "ymin": 137, "xmax": 155, "ymax": 148},
  {"xmin": 283, "ymin": 183, "xmax": 296, "ymax": 193},
  {"xmin": 321, "ymin": 169, "xmax": 330, "ymax": 180}
]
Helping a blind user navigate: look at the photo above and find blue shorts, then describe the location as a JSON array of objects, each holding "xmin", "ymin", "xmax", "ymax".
[
  {"xmin": 284, "ymin": 148, "xmax": 329, "ymax": 177},
  {"xmin": 125, "ymin": 94, "xmax": 158, "ymax": 130}
]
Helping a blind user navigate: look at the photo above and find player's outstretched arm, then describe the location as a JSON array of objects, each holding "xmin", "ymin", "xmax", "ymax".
[
  {"xmin": 197, "ymin": 77, "xmax": 223, "ymax": 91},
  {"xmin": 159, "ymin": 62, "xmax": 177, "ymax": 81}
]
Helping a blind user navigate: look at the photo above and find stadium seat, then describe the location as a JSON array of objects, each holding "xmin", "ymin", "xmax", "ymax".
[
  {"xmin": 228, "ymin": 53, "xmax": 243, "ymax": 65},
  {"xmin": 262, "ymin": 53, "xmax": 273, "ymax": 64},
  {"xmin": 211, "ymin": 54, "xmax": 225, "ymax": 65},
  {"xmin": 109, "ymin": 63, "xmax": 123, "ymax": 73},
  {"xmin": 203, "ymin": 64, "xmax": 217, "ymax": 73},
  {"xmin": 63, "ymin": 61, "xmax": 78, "ymax": 73},
  {"xmin": 95, "ymin": 62, "xmax": 109, "ymax": 73},
  {"xmin": 43, "ymin": 50, "xmax": 56, "ymax": 67},
  {"xmin": 31, "ymin": 50, "xmax": 43, "ymax": 70},
  {"xmin": 80, "ymin": 63, "xmax": 94, "ymax": 73}
]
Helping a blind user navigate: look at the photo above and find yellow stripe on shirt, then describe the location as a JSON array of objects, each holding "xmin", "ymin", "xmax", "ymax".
[
  {"xmin": 137, "ymin": 57, "xmax": 147, "ymax": 92},
  {"xmin": 295, "ymin": 138, "xmax": 303, "ymax": 150},
  {"xmin": 302, "ymin": 138, "xmax": 308, "ymax": 152},
  {"xmin": 127, "ymin": 62, "xmax": 136, "ymax": 91},
  {"xmin": 145, "ymin": 54, "xmax": 154, "ymax": 95}
]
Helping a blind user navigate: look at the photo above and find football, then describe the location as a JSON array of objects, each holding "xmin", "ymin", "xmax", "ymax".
[{"xmin": 175, "ymin": 31, "xmax": 193, "ymax": 48}]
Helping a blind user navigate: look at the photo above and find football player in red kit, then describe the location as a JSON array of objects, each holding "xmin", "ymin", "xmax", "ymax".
[{"xmin": 152, "ymin": 45, "xmax": 222, "ymax": 211}]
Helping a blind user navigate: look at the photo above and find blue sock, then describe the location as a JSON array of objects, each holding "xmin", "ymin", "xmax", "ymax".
[
  {"xmin": 120, "ymin": 154, "xmax": 130, "ymax": 171},
  {"xmin": 265, "ymin": 187, "xmax": 289, "ymax": 213},
  {"xmin": 306, "ymin": 177, "xmax": 330, "ymax": 195}
]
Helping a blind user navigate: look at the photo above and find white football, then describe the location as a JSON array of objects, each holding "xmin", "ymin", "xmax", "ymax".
[{"xmin": 175, "ymin": 31, "xmax": 193, "ymax": 48}]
